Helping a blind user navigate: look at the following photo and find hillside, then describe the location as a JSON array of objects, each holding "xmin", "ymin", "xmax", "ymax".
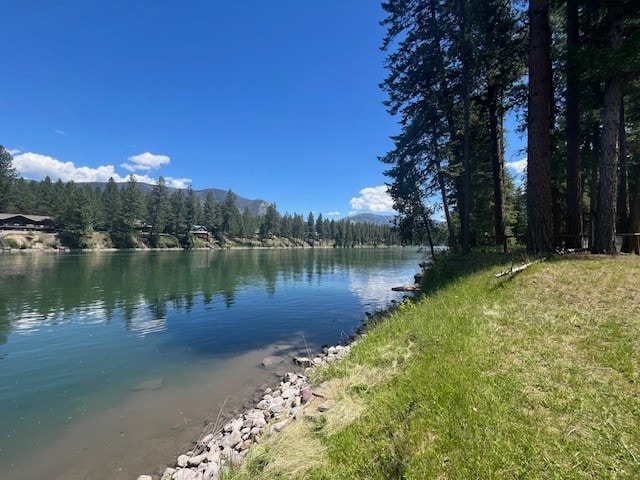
[
  {"xmin": 346, "ymin": 213, "xmax": 395, "ymax": 226},
  {"xmin": 82, "ymin": 182, "xmax": 269, "ymax": 216}
]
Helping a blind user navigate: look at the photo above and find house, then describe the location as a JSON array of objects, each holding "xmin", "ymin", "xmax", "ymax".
[
  {"xmin": 190, "ymin": 225, "xmax": 210, "ymax": 239},
  {"xmin": 0, "ymin": 213, "xmax": 56, "ymax": 232}
]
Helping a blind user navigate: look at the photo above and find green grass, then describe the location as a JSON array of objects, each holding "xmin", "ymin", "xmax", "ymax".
[{"xmin": 228, "ymin": 253, "xmax": 640, "ymax": 479}]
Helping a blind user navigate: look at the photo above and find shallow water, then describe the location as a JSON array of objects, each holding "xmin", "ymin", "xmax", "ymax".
[{"xmin": 0, "ymin": 248, "xmax": 423, "ymax": 479}]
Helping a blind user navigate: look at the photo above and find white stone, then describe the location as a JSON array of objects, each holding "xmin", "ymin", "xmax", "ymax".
[
  {"xmin": 177, "ymin": 454, "xmax": 190, "ymax": 467},
  {"xmin": 173, "ymin": 468, "xmax": 198, "ymax": 480},
  {"xmin": 203, "ymin": 462, "xmax": 220, "ymax": 480},
  {"xmin": 187, "ymin": 453, "xmax": 207, "ymax": 467},
  {"xmin": 161, "ymin": 468, "xmax": 176, "ymax": 480},
  {"xmin": 281, "ymin": 387, "xmax": 299, "ymax": 399},
  {"xmin": 270, "ymin": 420, "xmax": 287, "ymax": 434},
  {"xmin": 221, "ymin": 429, "xmax": 242, "ymax": 449}
]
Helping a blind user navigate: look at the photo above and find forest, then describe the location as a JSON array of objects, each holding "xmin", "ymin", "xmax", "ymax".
[
  {"xmin": 381, "ymin": 0, "xmax": 640, "ymax": 254},
  {"xmin": 0, "ymin": 155, "xmax": 406, "ymax": 249}
]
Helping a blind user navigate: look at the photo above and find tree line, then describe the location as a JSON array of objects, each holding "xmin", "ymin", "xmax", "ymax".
[
  {"xmin": 0, "ymin": 149, "xmax": 403, "ymax": 249},
  {"xmin": 381, "ymin": 0, "xmax": 640, "ymax": 254}
]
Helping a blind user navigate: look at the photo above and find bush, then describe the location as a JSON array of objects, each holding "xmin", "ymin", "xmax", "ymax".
[{"xmin": 5, "ymin": 238, "xmax": 20, "ymax": 249}]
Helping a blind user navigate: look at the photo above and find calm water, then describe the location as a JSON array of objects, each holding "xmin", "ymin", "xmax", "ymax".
[{"xmin": 0, "ymin": 248, "xmax": 422, "ymax": 479}]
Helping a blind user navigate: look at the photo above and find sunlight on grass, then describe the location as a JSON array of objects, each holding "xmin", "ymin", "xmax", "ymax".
[{"xmin": 229, "ymin": 253, "xmax": 640, "ymax": 479}]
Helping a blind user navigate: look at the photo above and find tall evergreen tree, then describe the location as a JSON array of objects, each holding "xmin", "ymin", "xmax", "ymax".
[
  {"xmin": 527, "ymin": 0, "xmax": 555, "ymax": 253},
  {"xmin": 147, "ymin": 177, "xmax": 169, "ymax": 246},
  {"xmin": 101, "ymin": 177, "xmax": 121, "ymax": 232},
  {"xmin": 593, "ymin": 0, "xmax": 626, "ymax": 253},
  {"xmin": 0, "ymin": 146, "xmax": 17, "ymax": 212},
  {"xmin": 564, "ymin": 0, "xmax": 583, "ymax": 249}
]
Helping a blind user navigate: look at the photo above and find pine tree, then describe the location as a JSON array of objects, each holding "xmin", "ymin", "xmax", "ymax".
[{"xmin": 0, "ymin": 146, "xmax": 17, "ymax": 212}]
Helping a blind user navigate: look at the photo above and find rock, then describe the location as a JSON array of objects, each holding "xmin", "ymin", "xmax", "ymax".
[
  {"xmin": 205, "ymin": 450, "xmax": 220, "ymax": 463},
  {"xmin": 133, "ymin": 378, "xmax": 164, "ymax": 391},
  {"xmin": 161, "ymin": 468, "xmax": 176, "ymax": 480},
  {"xmin": 172, "ymin": 468, "xmax": 198, "ymax": 480},
  {"xmin": 261, "ymin": 356, "xmax": 284, "ymax": 366},
  {"xmin": 281, "ymin": 387, "xmax": 299, "ymax": 399},
  {"xmin": 137, "ymin": 476, "xmax": 153, "ymax": 480},
  {"xmin": 318, "ymin": 401, "xmax": 331, "ymax": 412},
  {"xmin": 177, "ymin": 454, "xmax": 190, "ymax": 468},
  {"xmin": 221, "ymin": 446, "xmax": 234, "ymax": 459},
  {"xmin": 284, "ymin": 372, "xmax": 298, "ymax": 383},
  {"xmin": 229, "ymin": 451, "xmax": 246, "ymax": 466},
  {"xmin": 236, "ymin": 439, "xmax": 251, "ymax": 451},
  {"xmin": 200, "ymin": 433, "xmax": 214, "ymax": 445},
  {"xmin": 221, "ymin": 429, "xmax": 242, "ymax": 449},
  {"xmin": 187, "ymin": 453, "xmax": 207, "ymax": 467},
  {"xmin": 301, "ymin": 389, "xmax": 314, "ymax": 403},
  {"xmin": 203, "ymin": 462, "xmax": 220, "ymax": 480},
  {"xmin": 270, "ymin": 403, "xmax": 285, "ymax": 415},
  {"xmin": 252, "ymin": 416, "xmax": 267, "ymax": 428},
  {"xmin": 223, "ymin": 418, "xmax": 243, "ymax": 433},
  {"xmin": 256, "ymin": 399, "xmax": 270, "ymax": 410},
  {"xmin": 294, "ymin": 357, "xmax": 313, "ymax": 367},
  {"xmin": 270, "ymin": 420, "xmax": 287, "ymax": 433},
  {"xmin": 312, "ymin": 357, "xmax": 323, "ymax": 366}
]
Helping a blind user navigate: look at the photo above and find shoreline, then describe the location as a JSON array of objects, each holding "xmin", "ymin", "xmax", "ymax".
[
  {"xmin": 142, "ymin": 326, "xmax": 389, "ymax": 480},
  {"xmin": 0, "ymin": 231, "xmax": 408, "ymax": 253},
  {"xmin": 138, "ymin": 285, "xmax": 413, "ymax": 480}
]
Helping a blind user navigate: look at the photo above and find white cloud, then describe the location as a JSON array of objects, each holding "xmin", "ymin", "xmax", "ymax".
[
  {"xmin": 165, "ymin": 177, "xmax": 192, "ymax": 189},
  {"xmin": 122, "ymin": 152, "xmax": 170, "ymax": 172},
  {"xmin": 326, "ymin": 211, "xmax": 341, "ymax": 216},
  {"xmin": 506, "ymin": 158, "xmax": 527, "ymax": 175},
  {"xmin": 8, "ymin": 149, "xmax": 21, "ymax": 155},
  {"xmin": 54, "ymin": 129, "xmax": 66, "ymax": 136},
  {"xmin": 13, "ymin": 152, "xmax": 127, "ymax": 183},
  {"xmin": 349, "ymin": 185, "xmax": 395, "ymax": 213},
  {"xmin": 12, "ymin": 151, "xmax": 191, "ymax": 188}
]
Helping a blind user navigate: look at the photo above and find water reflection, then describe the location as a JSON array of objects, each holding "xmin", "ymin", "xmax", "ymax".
[{"xmin": 0, "ymin": 248, "xmax": 420, "ymax": 345}]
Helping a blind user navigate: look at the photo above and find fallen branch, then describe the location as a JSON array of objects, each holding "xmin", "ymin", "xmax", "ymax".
[{"xmin": 495, "ymin": 260, "xmax": 539, "ymax": 278}]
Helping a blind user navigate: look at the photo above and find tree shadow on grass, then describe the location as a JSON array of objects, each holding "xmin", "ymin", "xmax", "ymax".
[{"xmin": 418, "ymin": 248, "xmax": 533, "ymax": 297}]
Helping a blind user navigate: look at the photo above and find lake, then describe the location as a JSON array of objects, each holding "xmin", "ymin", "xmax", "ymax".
[{"xmin": 0, "ymin": 247, "xmax": 423, "ymax": 479}]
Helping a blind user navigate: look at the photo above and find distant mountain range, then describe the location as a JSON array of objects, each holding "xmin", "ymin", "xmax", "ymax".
[
  {"xmin": 82, "ymin": 182, "xmax": 269, "ymax": 216},
  {"xmin": 83, "ymin": 182, "xmax": 397, "ymax": 223},
  {"xmin": 346, "ymin": 213, "xmax": 395, "ymax": 226}
]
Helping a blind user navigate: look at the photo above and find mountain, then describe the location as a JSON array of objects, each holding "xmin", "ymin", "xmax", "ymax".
[
  {"xmin": 82, "ymin": 182, "xmax": 269, "ymax": 216},
  {"xmin": 346, "ymin": 213, "xmax": 396, "ymax": 226}
]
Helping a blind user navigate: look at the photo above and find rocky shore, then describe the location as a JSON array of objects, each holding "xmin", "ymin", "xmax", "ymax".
[{"xmin": 137, "ymin": 344, "xmax": 355, "ymax": 480}]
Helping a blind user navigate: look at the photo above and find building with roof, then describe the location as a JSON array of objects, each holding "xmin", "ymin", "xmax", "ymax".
[{"xmin": 0, "ymin": 213, "xmax": 56, "ymax": 232}]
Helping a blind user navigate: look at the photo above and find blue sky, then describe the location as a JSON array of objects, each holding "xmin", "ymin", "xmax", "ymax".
[{"xmin": 2, "ymin": 1, "xmax": 526, "ymax": 218}]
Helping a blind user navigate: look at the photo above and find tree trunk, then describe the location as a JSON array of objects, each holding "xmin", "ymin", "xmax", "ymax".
[
  {"xmin": 617, "ymin": 99, "xmax": 629, "ymax": 232},
  {"xmin": 488, "ymin": 84, "xmax": 507, "ymax": 247},
  {"xmin": 592, "ymin": 0, "xmax": 624, "ymax": 254},
  {"xmin": 565, "ymin": 0, "xmax": 583, "ymax": 249},
  {"xmin": 527, "ymin": 0, "xmax": 555, "ymax": 253},
  {"xmin": 435, "ymin": 157, "xmax": 456, "ymax": 249},
  {"xmin": 461, "ymin": 0, "xmax": 472, "ymax": 253},
  {"xmin": 623, "ymin": 164, "xmax": 640, "ymax": 254},
  {"xmin": 588, "ymin": 123, "xmax": 601, "ymax": 249}
]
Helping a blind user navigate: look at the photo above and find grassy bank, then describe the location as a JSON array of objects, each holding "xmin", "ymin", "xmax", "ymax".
[{"xmin": 228, "ymin": 253, "xmax": 639, "ymax": 479}]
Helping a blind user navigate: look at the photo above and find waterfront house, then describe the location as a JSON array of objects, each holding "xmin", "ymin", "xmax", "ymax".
[{"xmin": 0, "ymin": 213, "xmax": 56, "ymax": 232}]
